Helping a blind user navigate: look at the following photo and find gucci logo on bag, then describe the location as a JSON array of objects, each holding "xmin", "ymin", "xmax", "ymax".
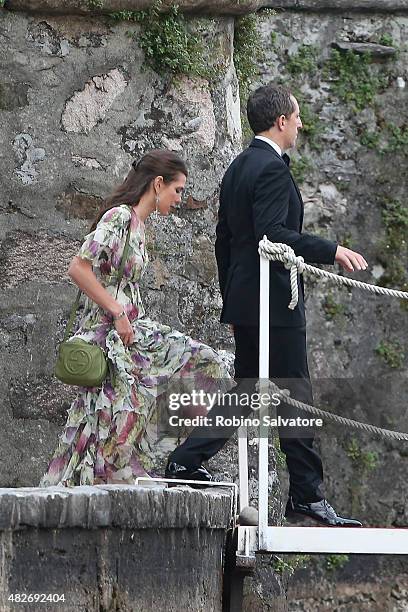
[{"xmin": 65, "ymin": 349, "xmax": 92, "ymax": 375}]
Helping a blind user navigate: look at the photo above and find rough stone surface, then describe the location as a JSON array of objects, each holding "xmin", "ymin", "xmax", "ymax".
[
  {"xmin": 252, "ymin": 8, "xmax": 408, "ymax": 611},
  {"xmin": 0, "ymin": 484, "xmax": 233, "ymax": 529},
  {"xmin": 5, "ymin": 0, "xmax": 270, "ymax": 16},
  {"xmin": 0, "ymin": 4, "xmax": 407, "ymax": 611},
  {"xmin": 61, "ymin": 68, "xmax": 128, "ymax": 134},
  {"xmin": 0, "ymin": 10, "xmax": 240, "ymax": 488},
  {"xmin": 0, "ymin": 485, "xmax": 232, "ymax": 612},
  {"xmin": 267, "ymin": 0, "xmax": 408, "ymax": 10},
  {"xmin": 5, "ymin": 0, "xmax": 408, "ymax": 14},
  {"xmin": 332, "ymin": 41, "xmax": 397, "ymax": 56}
]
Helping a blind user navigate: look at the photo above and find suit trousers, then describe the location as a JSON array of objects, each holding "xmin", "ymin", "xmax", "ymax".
[{"xmin": 169, "ymin": 325, "xmax": 324, "ymax": 502}]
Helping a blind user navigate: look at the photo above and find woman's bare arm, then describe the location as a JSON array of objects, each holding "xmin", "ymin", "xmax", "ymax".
[{"xmin": 68, "ymin": 256, "xmax": 134, "ymax": 345}]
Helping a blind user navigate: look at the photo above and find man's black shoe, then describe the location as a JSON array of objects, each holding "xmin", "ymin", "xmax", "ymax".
[
  {"xmin": 285, "ymin": 496, "xmax": 363, "ymax": 527},
  {"xmin": 165, "ymin": 461, "xmax": 214, "ymax": 482}
]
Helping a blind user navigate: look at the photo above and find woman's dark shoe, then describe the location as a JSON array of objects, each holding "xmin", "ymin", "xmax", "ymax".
[
  {"xmin": 285, "ymin": 496, "xmax": 363, "ymax": 527},
  {"xmin": 164, "ymin": 461, "xmax": 214, "ymax": 482}
]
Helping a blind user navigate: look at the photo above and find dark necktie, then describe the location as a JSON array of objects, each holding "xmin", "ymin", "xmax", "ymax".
[{"xmin": 282, "ymin": 153, "xmax": 290, "ymax": 166}]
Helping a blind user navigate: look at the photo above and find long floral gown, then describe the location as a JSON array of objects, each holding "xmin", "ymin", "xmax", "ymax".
[{"xmin": 40, "ymin": 205, "xmax": 232, "ymax": 486}]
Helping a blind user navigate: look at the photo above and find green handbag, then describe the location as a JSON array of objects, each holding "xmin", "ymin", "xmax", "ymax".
[{"xmin": 55, "ymin": 214, "xmax": 132, "ymax": 387}]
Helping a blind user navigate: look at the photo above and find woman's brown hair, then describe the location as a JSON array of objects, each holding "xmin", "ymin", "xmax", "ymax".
[{"xmin": 90, "ymin": 149, "xmax": 188, "ymax": 231}]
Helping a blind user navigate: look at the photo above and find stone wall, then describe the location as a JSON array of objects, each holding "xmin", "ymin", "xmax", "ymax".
[
  {"xmin": 0, "ymin": 484, "xmax": 233, "ymax": 612},
  {"xmin": 249, "ymin": 7, "xmax": 408, "ymax": 610},
  {"xmin": 1, "ymin": 2, "xmax": 408, "ymax": 611},
  {"xmin": 0, "ymin": 7, "xmax": 241, "ymax": 488}
]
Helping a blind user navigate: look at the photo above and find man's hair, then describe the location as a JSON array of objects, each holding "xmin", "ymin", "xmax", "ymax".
[{"xmin": 247, "ymin": 84, "xmax": 295, "ymax": 134}]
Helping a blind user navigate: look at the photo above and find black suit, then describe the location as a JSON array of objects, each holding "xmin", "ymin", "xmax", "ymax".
[
  {"xmin": 169, "ymin": 138, "xmax": 338, "ymax": 502},
  {"xmin": 216, "ymin": 138, "xmax": 336, "ymax": 326}
]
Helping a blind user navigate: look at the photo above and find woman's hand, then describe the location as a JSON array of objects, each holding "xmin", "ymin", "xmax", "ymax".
[{"xmin": 113, "ymin": 313, "xmax": 134, "ymax": 346}]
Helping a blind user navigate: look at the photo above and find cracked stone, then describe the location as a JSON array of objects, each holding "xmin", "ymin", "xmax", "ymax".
[
  {"xmin": 13, "ymin": 134, "xmax": 45, "ymax": 185},
  {"xmin": 0, "ymin": 82, "xmax": 29, "ymax": 111},
  {"xmin": 56, "ymin": 189, "xmax": 103, "ymax": 220},
  {"xmin": 61, "ymin": 69, "xmax": 128, "ymax": 134}
]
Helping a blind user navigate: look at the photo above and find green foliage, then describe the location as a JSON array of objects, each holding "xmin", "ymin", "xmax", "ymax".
[
  {"xmin": 339, "ymin": 233, "xmax": 353, "ymax": 249},
  {"xmin": 325, "ymin": 554, "xmax": 349, "ymax": 571},
  {"xmin": 87, "ymin": 0, "xmax": 104, "ymax": 8},
  {"xmin": 290, "ymin": 92, "xmax": 325, "ymax": 150},
  {"xmin": 381, "ymin": 199, "xmax": 408, "ymax": 250},
  {"xmin": 234, "ymin": 14, "xmax": 265, "ymax": 143},
  {"xmin": 286, "ymin": 45, "xmax": 319, "ymax": 77},
  {"xmin": 234, "ymin": 14, "xmax": 263, "ymax": 101},
  {"xmin": 322, "ymin": 294, "xmax": 345, "ymax": 320},
  {"xmin": 290, "ymin": 155, "xmax": 312, "ymax": 184},
  {"xmin": 110, "ymin": 2, "xmax": 208, "ymax": 77},
  {"xmin": 324, "ymin": 48, "xmax": 388, "ymax": 111},
  {"xmin": 383, "ymin": 125, "xmax": 408, "ymax": 155},
  {"xmin": 0, "ymin": 0, "xmax": 5, "ymax": 7},
  {"xmin": 375, "ymin": 340, "xmax": 405, "ymax": 369},
  {"xmin": 273, "ymin": 437, "xmax": 286, "ymax": 468},
  {"xmin": 360, "ymin": 124, "xmax": 408, "ymax": 155},
  {"xmin": 346, "ymin": 437, "xmax": 378, "ymax": 472},
  {"xmin": 378, "ymin": 199, "xmax": 408, "ymax": 301},
  {"xmin": 272, "ymin": 554, "xmax": 311, "ymax": 576},
  {"xmin": 360, "ymin": 129, "xmax": 380, "ymax": 149},
  {"xmin": 378, "ymin": 33, "xmax": 395, "ymax": 47}
]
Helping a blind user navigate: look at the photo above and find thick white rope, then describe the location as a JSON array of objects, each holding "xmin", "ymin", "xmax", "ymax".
[
  {"xmin": 266, "ymin": 382, "xmax": 408, "ymax": 441},
  {"xmin": 258, "ymin": 237, "xmax": 408, "ymax": 310},
  {"xmin": 258, "ymin": 237, "xmax": 408, "ymax": 440}
]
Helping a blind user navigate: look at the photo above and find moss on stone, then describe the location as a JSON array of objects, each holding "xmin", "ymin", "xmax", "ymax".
[
  {"xmin": 87, "ymin": 0, "xmax": 104, "ymax": 8},
  {"xmin": 233, "ymin": 13, "xmax": 265, "ymax": 144},
  {"xmin": 375, "ymin": 340, "xmax": 405, "ymax": 369},
  {"xmin": 286, "ymin": 45, "xmax": 319, "ymax": 78},
  {"xmin": 290, "ymin": 155, "xmax": 312, "ymax": 184},
  {"xmin": 325, "ymin": 554, "xmax": 350, "ymax": 571},
  {"xmin": 324, "ymin": 48, "xmax": 388, "ymax": 112},
  {"xmin": 346, "ymin": 437, "xmax": 378, "ymax": 472},
  {"xmin": 322, "ymin": 293, "xmax": 345, "ymax": 320},
  {"xmin": 291, "ymin": 90, "xmax": 325, "ymax": 150},
  {"xmin": 110, "ymin": 2, "xmax": 208, "ymax": 78},
  {"xmin": 377, "ymin": 198, "xmax": 408, "ymax": 307},
  {"xmin": 271, "ymin": 554, "xmax": 311, "ymax": 576}
]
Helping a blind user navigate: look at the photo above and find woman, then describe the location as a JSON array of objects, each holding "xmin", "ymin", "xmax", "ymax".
[{"xmin": 40, "ymin": 150, "xmax": 231, "ymax": 487}]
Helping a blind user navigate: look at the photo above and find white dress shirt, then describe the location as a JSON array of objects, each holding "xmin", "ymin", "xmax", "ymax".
[{"xmin": 254, "ymin": 135, "xmax": 282, "ymax": 157}]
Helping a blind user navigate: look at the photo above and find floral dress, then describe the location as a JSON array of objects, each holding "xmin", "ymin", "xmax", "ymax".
[{"xmin": 40, "ymin": 205, "xmax": 232, "ymax": 486}]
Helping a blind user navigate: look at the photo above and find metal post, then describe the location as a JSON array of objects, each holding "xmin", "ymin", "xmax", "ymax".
[
  {"xmin": 238, "ymin": 427, "xmax": 249, "ymax": 512},
  {"xmin": 258, "ymin": 245, "xmax": 270, "ymax": 551}
]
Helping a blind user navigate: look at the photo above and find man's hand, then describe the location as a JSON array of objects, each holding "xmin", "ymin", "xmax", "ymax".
[{"xmin": 335, "ymin": 246, "xmax": 368, "ymax": 272}]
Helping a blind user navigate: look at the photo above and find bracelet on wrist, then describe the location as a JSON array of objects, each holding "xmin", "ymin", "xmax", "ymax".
[{"xmin": 112, "ymin": 309, "xmax": 126, "ymax": 321}]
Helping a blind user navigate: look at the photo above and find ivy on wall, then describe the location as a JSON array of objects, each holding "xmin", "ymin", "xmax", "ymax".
[{"xmin": 110, "ymin": 1, "xmax": 208, "ymax": 77}]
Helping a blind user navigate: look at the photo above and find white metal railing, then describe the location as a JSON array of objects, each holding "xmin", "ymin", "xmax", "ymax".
[{"xmin": 236, "ymin": 246, "xmax": 408, "ymax": 562}]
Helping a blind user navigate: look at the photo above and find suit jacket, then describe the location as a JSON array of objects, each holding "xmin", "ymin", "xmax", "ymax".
[{"xmin": 215, "ymin": 138, "xmax": 338, "ymax": 327}]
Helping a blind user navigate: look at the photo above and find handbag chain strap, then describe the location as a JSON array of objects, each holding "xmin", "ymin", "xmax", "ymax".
[{"xmin": 63, "ymin": 209, "xmax": 133, "ymax": 342}]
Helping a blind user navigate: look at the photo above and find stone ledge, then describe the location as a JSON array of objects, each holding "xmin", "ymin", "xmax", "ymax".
[
  {"xmin": 4, "ymin": 0, "xmax": 260, "ymax": 15},
  {"xmin": 4, "ymin": 0, "xmax": 408, "ymax": 15},
  {"xmin": 0, "ymin": 485, "xmax": 233, "ymax": 530},
  {"xmin": 273, "ymin": 0, "xmax": 408, "ymax": 10}
]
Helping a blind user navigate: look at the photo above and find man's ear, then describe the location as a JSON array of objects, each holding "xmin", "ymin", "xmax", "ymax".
[{"xmin": 277, "ymin": 115, "xmax": 286, "ymax": 131}]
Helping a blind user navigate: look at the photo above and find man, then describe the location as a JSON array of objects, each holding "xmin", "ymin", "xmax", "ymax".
[{"xmin": 165, "ymin": 84, "xmax": 367, "ymax": 526}]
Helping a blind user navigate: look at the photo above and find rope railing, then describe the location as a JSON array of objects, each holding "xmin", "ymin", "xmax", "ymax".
[
  {"xmin": 265, "ymin": 382, "xmax": 408, "ymax": 441},
  {"xmin": 258, "ymin": 237, "xmax": 408, "ymax": 310},
  {"xmin": 258, "ymin": 237, "xmax": 408, "ymax": 441}
]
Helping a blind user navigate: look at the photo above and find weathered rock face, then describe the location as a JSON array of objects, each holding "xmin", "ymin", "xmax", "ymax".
[
  {"xmin": 1, "ymin": 2, "xmax": 408, "ymax": 611},
  {"xmin": 0, "ymin": 9, "xmax": 241, "ymax": 490},
  {"xmin": 250, "ymin": 8, "xmax": 408, "ymax": 610},
  {"xmin": 6, "ymin": 0, "xmax": 408, "ymax": 14}
]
